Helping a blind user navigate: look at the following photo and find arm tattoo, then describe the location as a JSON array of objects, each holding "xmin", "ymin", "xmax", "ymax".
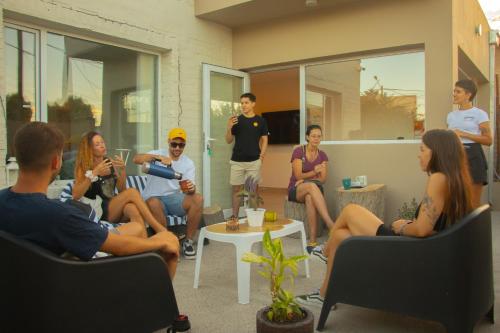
[{"xmin": 421, "ymin": 193, "xmax": 439, "ymax": 227}]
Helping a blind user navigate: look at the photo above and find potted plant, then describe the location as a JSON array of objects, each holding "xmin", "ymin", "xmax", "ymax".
[
  {"xmin": 398, "ymin": 197, "xmax": 418, "ymax": 220},
  {"xmin": 237, "ymin": 176, "xmax": 265, "ymax": 227},
  {"xmin": 242, "ymin": 230, "xmax": 313, "ymax": 333}
]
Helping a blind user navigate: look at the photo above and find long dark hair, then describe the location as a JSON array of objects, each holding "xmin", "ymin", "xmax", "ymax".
[{"xmin": 422, "ymin": 129, "xmax": 473, "ymax": 224}]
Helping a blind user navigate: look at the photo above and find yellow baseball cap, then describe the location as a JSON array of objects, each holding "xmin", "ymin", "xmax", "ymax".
[{"xmin": 168, "ymin": 128, "xmax": 187, "ymax": 141}]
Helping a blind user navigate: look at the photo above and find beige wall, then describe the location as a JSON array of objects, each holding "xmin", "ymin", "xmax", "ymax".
[
  {"xmin": 262, "ymin": 142, "xmax": 430, "ymax": 223},
  {"xmin": 453, "ymin": 0, "xmax": 491, "ymax": 81},
  {"xmin": 322, "ymin": 143, "xmax": 426, "ymax": 223},
  {"xmin": 491, "ymin": 44, "xmax": 500, "ymax": 209},
  {"xmin": 233, "ymin": 0, "xmax": 457, "ymax": 218},
  {"xmin": 250, "ymin": 69, "xmax": 299, "ymax": 188},
  {"xmin": 250, "ymin": 68, "xmax": 299, "ymax": 115},
  {"xmin": 0, "ymin": 0, "xmax": 233, "ymax": 188},
  {"xmin": 195, "ymin": 0, "xmax": 250, "ymax": 16}
]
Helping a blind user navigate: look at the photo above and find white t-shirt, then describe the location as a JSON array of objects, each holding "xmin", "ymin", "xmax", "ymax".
[
  {"xmin": 141, "ymin": 149, "xmax": 196, "ymax": 200},
  {"xmin": 447, "ymin": 107, "xmax": 489, "ymax": 144}
]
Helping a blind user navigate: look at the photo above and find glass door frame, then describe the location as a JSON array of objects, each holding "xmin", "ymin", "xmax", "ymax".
[{"xmin": 202, "ymin": 63, "xmax": 249, "ymax": 207}]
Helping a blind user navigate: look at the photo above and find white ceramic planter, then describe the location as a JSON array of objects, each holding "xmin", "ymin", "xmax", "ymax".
[{"xmin": 245, "ymin": 208, "xmax": 266, "ymax": 227}]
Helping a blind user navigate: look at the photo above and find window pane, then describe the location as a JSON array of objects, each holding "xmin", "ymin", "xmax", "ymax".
[
  {"xmin": 4, "ymin": 27, "xmax": 37, "ymax": 157},
  {"xmin": 305, "ymin": 52, "xmax": 425, "ymax": 141},
  {"xmin": 46, "ymin": 33, "xmax": 157, "ymax": 178}
]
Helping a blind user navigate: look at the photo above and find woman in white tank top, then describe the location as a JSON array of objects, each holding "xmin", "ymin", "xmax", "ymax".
[{"xmin": 447, "ymin": 79, "xmax": 492, "ymax": 208}]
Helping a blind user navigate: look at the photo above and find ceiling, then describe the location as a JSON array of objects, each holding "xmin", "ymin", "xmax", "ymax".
[{"xmin": 196, "ymin": 0, "xmax": 365, "ymax": 28}]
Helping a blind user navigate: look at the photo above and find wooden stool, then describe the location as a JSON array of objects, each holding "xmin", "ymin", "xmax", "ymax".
[
  {"xmin": 335, "ymin": 184, "xmax": 386, "ymax": 221},
  {"xmin": 284, "ymin": 198, "xmax": 324, "ymax": 240}
]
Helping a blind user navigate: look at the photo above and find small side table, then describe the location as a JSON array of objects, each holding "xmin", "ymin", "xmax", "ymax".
[
  {"xmin": 193, "ymin": 219, "xmax": 310, "ymax": 304},
  {"xmin": 335, "ymin": 184, "xmax": 386, "ymax": 221}
]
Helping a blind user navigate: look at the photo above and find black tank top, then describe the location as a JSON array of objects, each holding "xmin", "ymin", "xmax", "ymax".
[{"xmin": 84, "ymin": 158, "xmax": 116, "ymax": 200}]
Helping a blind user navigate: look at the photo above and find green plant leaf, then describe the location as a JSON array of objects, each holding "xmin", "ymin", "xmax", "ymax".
[
  {"xmin": 262, "ymin": 230, "xmax": 275, "ymax": 256},
  {"xmin": 288, "ymin": 254, "xmax": 308, "ymax": 262},
  {"xmin": 241, "ymin": 252, "xmax": 264, "ymax": 264},
  {"xmin": 257, "ymin": 270, "xmax": 271, "ymax": 280},
  {"xmin": 267, "ymin": 309, "xmax": 274, "ymax": 321}
]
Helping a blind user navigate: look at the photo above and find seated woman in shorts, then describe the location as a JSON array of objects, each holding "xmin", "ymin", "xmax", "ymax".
[
  {"xmin": 287, "ymin": 125, "xmax": 335, "ymax": 252},
  {"xmin": 72, "ymin": 131, "xmax": 166, "ymax": 236},
  {"xmin": 295, "ymin": 129, "xmax": 473, "ymax": 308}
]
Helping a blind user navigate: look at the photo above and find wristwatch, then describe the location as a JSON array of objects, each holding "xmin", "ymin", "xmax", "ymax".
[{"xmin": 85, "ymin": 170, "xmax": 98, "ymax": 183}]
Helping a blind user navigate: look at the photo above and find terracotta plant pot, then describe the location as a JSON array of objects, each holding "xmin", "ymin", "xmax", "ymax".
[{"xmin": 256, "ymin": 307, "xmax": 314, "ymax": 333}]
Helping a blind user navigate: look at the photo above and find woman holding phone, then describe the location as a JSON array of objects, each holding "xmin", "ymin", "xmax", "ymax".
[{"xmin": 73, "ymin": 131, "xmax": 166, "ymax": 235}]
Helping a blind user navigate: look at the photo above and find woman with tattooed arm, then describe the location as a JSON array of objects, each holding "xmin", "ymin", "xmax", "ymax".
[{"xmin": 295, "ymin": 129, "xmax": 473, "ymax": 307}]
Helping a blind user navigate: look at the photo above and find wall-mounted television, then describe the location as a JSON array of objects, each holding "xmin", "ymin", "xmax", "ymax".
[{"xmin": 262, "ymin": 110, "xmax": 300, "ymax": 144}]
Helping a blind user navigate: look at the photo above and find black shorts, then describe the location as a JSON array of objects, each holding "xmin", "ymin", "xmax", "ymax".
[
  {"xmin": 464, "ymin": 143, "xmax": 488, "ymax": 185},
  {"xmin": 288, "ymin": 180, "xmax": 324, "ymax": 203},
  {"xmin": 376, "ymin": 224, "xmax": 396, "ymax": 236},
  {"xmin": 288, "ymin": 187, "xmax": 298, "ymax": 202},
  {"xmin": 101, "ymin": 198, "xmax": 110, "ymax": 221}
]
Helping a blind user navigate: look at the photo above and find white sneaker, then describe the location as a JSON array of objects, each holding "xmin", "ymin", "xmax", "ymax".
[
  {"xmin": 310, "ymin": 245, "xmax": 327, "ymax": 264},
  {"xmin": 182, "ymin": 239, "xmax": 196, "ymax": 259},
  {"xmin": 295, "ymin": 290, "xmax": 337, "ymax": 310}
]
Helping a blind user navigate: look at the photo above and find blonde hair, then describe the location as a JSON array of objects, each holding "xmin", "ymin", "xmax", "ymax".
[{"xmin": 74, "ymin": 131, "xmax": 100, "ymax": 180}]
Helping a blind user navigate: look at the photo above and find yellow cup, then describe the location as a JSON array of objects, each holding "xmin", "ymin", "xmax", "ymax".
[{"xmin": 264, "ymin": 211, "xmax": 277, "ymax": 222}]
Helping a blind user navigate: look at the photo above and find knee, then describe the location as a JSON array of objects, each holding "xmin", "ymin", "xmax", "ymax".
[
  {"xmin": 146, "ymin": 197, "xmax": 163, "ymax": 211},
  {"xmin": 123, "ymin": 188, "xmax": 141, "ymax": 200},
  {"xmin": 343, "ymin": 203, "xmax": 360, "ymax": 215},
  {"xmin": 304, "ymin": 194, "xmax": 313, "ymax": 205},
  {"xmin": 128, "ymin": 188, "xmax": 142, "ymax": 199},
  {"xmin": 233, "ymin": 185, "xmax": 242, "ymax": 194},
  {"xmin": 185, "ymin": 193, "xmax": 203, "ymax": 209},
  {"xmin": 124, "ymin": 202, "xmax": 139, "ymax": 214},
  {"xmin": 193, "ymin": 194, "xmax": 204, "ymax": 207}
]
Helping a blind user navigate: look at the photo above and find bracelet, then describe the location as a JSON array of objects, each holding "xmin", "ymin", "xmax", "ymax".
[
  {"xmin": 85, "ymin": 170, "xmax": 98, "ymax": 183},
  {"xmin": 398, "ymin": 221, "xmax": 413, "ymax": 236}
]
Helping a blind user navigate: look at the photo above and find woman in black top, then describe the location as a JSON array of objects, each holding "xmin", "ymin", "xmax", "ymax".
[
  {"xmin": 72, "ymin": 132, "xmax": 166, "ymax": 235},
  {"xmin": 296, "ymin": 129, "xmax": 473, "ymax": 306}
]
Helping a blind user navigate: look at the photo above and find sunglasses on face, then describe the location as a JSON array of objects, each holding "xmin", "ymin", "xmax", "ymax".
[{"xmin": 170, "ymin": 142, "xmax": 186, "ymax": 149}]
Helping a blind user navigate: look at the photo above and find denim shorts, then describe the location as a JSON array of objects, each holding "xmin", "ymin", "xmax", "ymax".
[{"xmin": 155, "ymin": 192, "xmax": 186, "ymax": 216}]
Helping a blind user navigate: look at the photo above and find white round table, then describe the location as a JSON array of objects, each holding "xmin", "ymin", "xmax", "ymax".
[{"xmin": 193, "ymin": 219, "xmax": 310, "ymax": 304}]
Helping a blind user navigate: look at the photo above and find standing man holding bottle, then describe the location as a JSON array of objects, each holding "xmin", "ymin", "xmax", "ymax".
[{"xmin": 226, "ymin": 93, "xmax": 269, "ymax": 218}]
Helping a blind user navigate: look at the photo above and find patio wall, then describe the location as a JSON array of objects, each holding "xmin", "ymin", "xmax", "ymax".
[
  {"xmin": 0, "ymin": 0, "xmax": 233, "ymax": 188},
  {"xmin": 231, "ymin": 0, "xmax": 492, "ymax": 220}
]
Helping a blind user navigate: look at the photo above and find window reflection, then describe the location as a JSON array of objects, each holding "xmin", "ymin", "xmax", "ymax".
[
  {"xmin": 306, "ymin": 52, "xmax": 425, "ymax": 141},
  {"xmin": 4, "ymin": 27, "xmax": 37, "ymax": 158},
  {"xmin": 46, "ymin": 33, "xmax": 158, "ymax": 178}
]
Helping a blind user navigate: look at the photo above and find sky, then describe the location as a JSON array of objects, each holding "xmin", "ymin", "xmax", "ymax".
[{"xmin": 478, "ymin": 0, "xmax": 500, "ymax": 30}]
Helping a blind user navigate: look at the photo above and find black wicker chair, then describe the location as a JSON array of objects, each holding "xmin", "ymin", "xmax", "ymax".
[
  {"xmin": 0, "ymin": 231, "xmax": 180, "ymax": 333},
  {"xmin": 317, "ymin": 205, "xmax": 495, "ymax": 333}
]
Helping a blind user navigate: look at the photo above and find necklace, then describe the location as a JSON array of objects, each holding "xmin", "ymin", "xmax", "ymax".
[{"xmin": 305, "ymin": 145, "xmax": 318, "ymax": 162}]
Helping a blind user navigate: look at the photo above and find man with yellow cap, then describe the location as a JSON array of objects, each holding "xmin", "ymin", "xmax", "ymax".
[{"xmin": 133, "ymin": 128, "xmax": 203, "ymax": 259}]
